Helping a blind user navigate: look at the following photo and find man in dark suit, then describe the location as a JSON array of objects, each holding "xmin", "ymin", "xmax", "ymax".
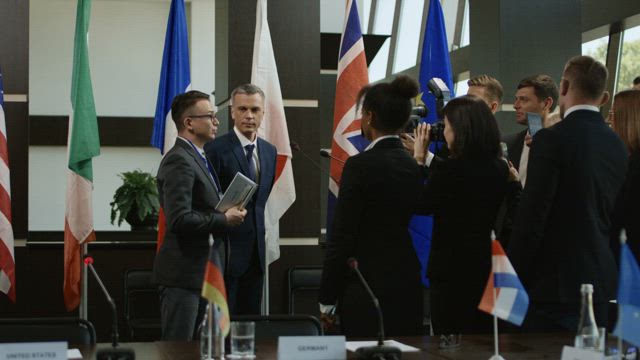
[
  {"xmin": 205, "ymin": 84, "xmax": 277, "ymax": 315},
  {"xmin": 508, "ymin": 56, "xmax": 628, "ymax": 331},
  {"xmin": 153, "ymin": 91, "xmax": 246, "ymax": 340},
  {"xmin": 503, "ymin": 75, "xmax": 558, "ymax": 187}
]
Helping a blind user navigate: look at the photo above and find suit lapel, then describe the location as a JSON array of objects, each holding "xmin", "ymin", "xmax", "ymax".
[
  {"xmin": 230, "ymin": 132, "xmax": 251, "ymax": 176},
  {"xmin": 177, "ymin": 139, "xmax": 219, "ymax": 193}
]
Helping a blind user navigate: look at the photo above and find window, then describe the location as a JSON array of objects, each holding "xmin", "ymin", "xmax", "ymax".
[
  {"xmin": 616, "ymin": 25, "xmax": 640, "ymax": 92},
  {"xmin": 369, "ymin": 38, "xmax": 391, "ymax": 82},
  {"xmin": 393, "ymin": 0, "xmax": 425, "ymax": 72},
  {"xmin": 460, "ymin": 0, "xmax": 470, "ymax": 47},
  {"xmin": 581, "ymin": 35, "xmax": 609, "ymax": 66}
]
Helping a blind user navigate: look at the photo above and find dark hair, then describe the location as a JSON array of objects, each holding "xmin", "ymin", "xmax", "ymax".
[
  {"xmin": 443, "ymin": 95, "xmax": 502, "ymax": 159},
  {"xmin": 467, "ymin": 74, "xmax": 504, "ymax": 104},
  {"xmin": 231, "ymin": 83, "xmax": 265, "ymax": 104},
  {"xmin": 517, "ymin": 74, "xmax": 559, "ymax": 112},
  {"xmin": 171, "ymin": 90, "xmax": 210, "ymax": 130},
  {"xmin": 633, "ymin": 76, "xmax": 640, "ymax": 86},
  {"xmin": 563, "ymin": 56, "xmax": 608, "ymax": 100},
  {"xmin": 361, "ymin": 75, "xmax": 420, "ymax": 133}
]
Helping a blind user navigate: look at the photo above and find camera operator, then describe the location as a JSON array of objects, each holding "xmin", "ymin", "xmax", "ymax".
[{"xmin": 412, "ymin": 95, "xmax": 520, "ymax": 335}]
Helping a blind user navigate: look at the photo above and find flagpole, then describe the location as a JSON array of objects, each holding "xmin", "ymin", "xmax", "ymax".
[
  {"xmin": 618, "ymin": 229, "xmax": 627, "ymax": 360},
  {"xmin": 207, "ymin": 302, "xmax": 213, "ymax": 360},
  {"xmin": 490, "ymin": 287, "xmax": 505, "ymax": 360},
  {"xmin": 80, "ymin": 243, "xmax": 88, "ymax": 320},
  {"xmin": 262, "ymin": 264, "xmax": 269, "ymax": 315}
]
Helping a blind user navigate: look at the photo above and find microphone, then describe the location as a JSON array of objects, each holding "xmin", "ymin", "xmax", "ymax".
[
  {"xmin": 347, "ymin": 258, "xmax": 401, "ymax": 360},
  {"xmin": 291, "ymin": 141, "xmax": 341, "ymax": 186},
  {"xmin": 83, "ymin": 256, "xmax": 135, "ymax": 360},
  {"xmin": 320, "ymin": 148, "xmax": 346, "ymax": 165}
]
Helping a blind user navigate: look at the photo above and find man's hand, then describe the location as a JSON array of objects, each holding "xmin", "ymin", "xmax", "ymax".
[
  {"xmin": 224, "ymin": 206, "xmax": 246, "ymax": 226},
  {"xmin": 320, "ymin": 312, "xmax": 338, "ymax": 333},
  {"xmin": 399, "ymin": 133, "xmax": 415, "ymax": 154}
]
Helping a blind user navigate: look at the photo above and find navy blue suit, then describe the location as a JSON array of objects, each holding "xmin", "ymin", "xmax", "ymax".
[{"xmin": 205, "ymin": 131, "xmax": 276, "ymax": 314}]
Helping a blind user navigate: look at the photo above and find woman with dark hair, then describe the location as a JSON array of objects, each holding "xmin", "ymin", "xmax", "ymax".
[
  {"xmin": 413, "ymin": 95, "xmax": 518, "ymax": 335},
  {"xmin": 610, "ymin": 90, "xmax": 640, "ymax": 261},
  {"xmin": 319, "ymin": 75, "xmax": 424, "ymax": 336}
]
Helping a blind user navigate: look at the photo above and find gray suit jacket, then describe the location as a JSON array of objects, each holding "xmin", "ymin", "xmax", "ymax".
[{"xmin": 152, "ymin": 138, "xmax": 228, "ymax": 290}]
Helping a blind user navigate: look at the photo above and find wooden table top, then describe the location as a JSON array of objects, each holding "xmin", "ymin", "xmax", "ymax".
[{"xmin": 77, "ymin": 333, "xmax": 576, "ymax": 359}]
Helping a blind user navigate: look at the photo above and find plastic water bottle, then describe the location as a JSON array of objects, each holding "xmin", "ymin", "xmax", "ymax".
[{"xmin": 574, "ymin": 284, "xmax": 600, "ymax": 351}]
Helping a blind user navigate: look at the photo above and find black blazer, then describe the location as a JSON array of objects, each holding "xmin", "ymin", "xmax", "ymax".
[
  {"xmin": 319, "ymin": 138, "xmax": 424, "ymax": 335},
  {"xmin": 152, "ymin": 139, "xmax": 228, "ymax": 290},
  {"xmin": 418, "ymin": 157, "xmax": 511, "ymax": 282},
  {"xmin": 205, "ymin": 131, "xmax": 277, "ymax": 276},
  {"xmin": 503, "ymin": 129, "xmax": 527, "ymax": 170},
  {"xmin": 611, "ymin": 150, "xmax": 640, "ymax": 262},
  {"xmin": 508, "ymin": 110, "xmax": 628, "ymax": 303}
]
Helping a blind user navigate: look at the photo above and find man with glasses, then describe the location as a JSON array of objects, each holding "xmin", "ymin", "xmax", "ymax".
[
  {"xmin": 153, "ymin": 90, "xmax": 246, "ymax": 340},
  {"xmin": 205, "ymin": 84, "xmax": 277, "ymax": 315}
]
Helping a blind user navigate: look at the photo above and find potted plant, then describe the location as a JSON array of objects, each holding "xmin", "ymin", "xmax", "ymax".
[{"xmin": 110, "ymin": 169, "xmax": 160, "ymax": 231}]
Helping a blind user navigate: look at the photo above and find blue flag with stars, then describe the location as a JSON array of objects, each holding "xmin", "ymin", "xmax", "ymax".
[
  {"xmin": 410, "ymin": 0, "xmax": 455, "ymax": 287},
  {"xmin": 614, "ymin": 243, "xmax": 640, "ymax": 347}
]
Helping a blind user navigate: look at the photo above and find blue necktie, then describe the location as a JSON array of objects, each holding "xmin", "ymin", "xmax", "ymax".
[{"xmin": 245, "ymin": 144, "xmax": 256, "ymax": 181}]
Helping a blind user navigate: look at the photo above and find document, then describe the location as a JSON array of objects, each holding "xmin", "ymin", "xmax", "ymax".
[
  {"xmin": 215, "ymin": 172, "xmax": 257, "ymax": 212},
  {"xmin": 345, "ymin": 340, "xmax": 420, "ymax": 352}
]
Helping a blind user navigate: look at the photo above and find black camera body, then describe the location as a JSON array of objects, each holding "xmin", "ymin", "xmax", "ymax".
[
  {"xmin": 405, "ymin": 105, "xmax": 428, "ymax": 133},
  {"xmin": 426, "ymin": 78, "xmax": 451, "ymax": 143}
]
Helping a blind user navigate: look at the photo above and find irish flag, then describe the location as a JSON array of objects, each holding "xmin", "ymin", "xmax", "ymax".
[{"xmin": 63, "ymin": 0, "xmax": 100, "ymax": 311}]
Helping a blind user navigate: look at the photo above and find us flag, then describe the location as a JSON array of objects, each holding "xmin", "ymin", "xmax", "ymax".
[
  {"xmin": 326, "ymin": 0, "xmax": 369, "ymax": 239},
  {"xmin": 0, "ymin": 70, "xmax": 15, "ymax": 302}
]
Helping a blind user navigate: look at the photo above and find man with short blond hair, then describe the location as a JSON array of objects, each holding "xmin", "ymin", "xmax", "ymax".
[{"xmin": 467, "ymin": 74, "xmax": 504, "ymax": 113}]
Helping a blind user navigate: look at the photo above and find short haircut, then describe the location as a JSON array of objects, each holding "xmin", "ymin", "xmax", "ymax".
[
  {"xmin": 467, "ymin": 75, "xmax": 504, "ymax": 104},
  {"xmin": 563, "ymin": 55, "xmax": 608, "ymax": 101},
  {"xmin": 612, "ymin": 90, "xmax": 640, "ymax": 153},
  {"xmin": 171, "ymin": 90, "xmax": 210, "ymax": 130},
  {"xmin": 443, "ymin": 95, "xmax": 502, "ymax": 159},
  {"xmin": 634, "ymin": 76, "xmax": 640, "ymax": 86},
  {"xmin": 517, "ymin": 74, "xmax": 559, "ymax": 112},
  {"xmin": 230, "ymin": 84, "xmax": 265, "ymax": 104},
  {"xmin": 361, "ymin": 75, "xmax": 420, "ymax": 133}
]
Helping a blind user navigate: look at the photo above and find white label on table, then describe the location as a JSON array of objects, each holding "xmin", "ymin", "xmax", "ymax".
[
  {"xmin": 278, "ymin": 336, "xmax": 346, "ymax": 360},
  {"xmin": 561, "ymin": 346, "xmax": 605, "ymax": 360},
  {"xmin": 0, "ymin": 342, "xmax": 67, "ymax": 360}
]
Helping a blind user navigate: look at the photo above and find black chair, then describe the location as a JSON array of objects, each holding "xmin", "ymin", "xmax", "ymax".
[
  {"xmin": 231, "ymin": 315, "xmax": 323, "ymax": 339},
  {"xmin": 287, "ymin": 266, "xmax": 322, "ymax": 315},
  {"xmin": 0, "ymin": 318, "xmax": 96, "ymax": 345},
  {"xmin": 123, "ymin": 268, "xmax": 161, "ymax": 341}
]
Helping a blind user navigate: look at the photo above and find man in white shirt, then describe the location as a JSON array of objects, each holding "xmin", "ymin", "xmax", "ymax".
[{"xmin": 503, "ymin": 75, "xmax": 558, "ymax": 187}]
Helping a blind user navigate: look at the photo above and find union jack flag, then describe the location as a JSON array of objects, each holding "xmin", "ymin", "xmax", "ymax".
[{"xmin": 326, "ymin": 0, "xmax": 369, "ymax": 238}]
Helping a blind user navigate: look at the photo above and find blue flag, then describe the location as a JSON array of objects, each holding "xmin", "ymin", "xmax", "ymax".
[
  {"xmin": 151, "ymin": 0, "xmax": 191, "ymax": 154},
  {"xmin": 410, "ymin": 0, "xmax": 455, "ymax": 287},
  {"xmin": 614, "ymin": 243, "xmax": 640, "ymax": 347}
]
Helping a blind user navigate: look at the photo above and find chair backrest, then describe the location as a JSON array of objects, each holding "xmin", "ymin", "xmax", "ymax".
[
  {"xmin": 0, "ymin": 318, "xmax": 96, "ymax": 345},
  {"xmin": 123, "ymin": 268, "xmax": 161, "ymax": 341},
  {"xmin": 287, "ymin": 266, "xmax": 322, "ymax": 315},
  {"xmin": 231, "ymin": 315, "xmax": 323, "ymax": 339}
]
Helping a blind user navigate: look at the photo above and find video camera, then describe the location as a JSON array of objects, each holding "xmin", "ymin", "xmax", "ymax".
[{"xmin": 404, "ymin": 78, "xmax": 451, "ymax": 144}]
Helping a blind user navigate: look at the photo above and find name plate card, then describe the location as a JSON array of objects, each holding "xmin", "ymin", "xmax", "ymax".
[
  {"xmin": 561, "ymin": 346, "xmax": 605, "ymax": 360},
  {"xmin": 0, "ymin": 342, "xmax": 67, "ymax": 360},
  {"xmin": 278, "ymin": 336, "xmax": 346, "ymax": 360}
]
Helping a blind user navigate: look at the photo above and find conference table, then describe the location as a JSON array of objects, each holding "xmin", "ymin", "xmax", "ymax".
[{"xmin": 78, "ymin": 333, "xmax": 580, "ymax": 359}]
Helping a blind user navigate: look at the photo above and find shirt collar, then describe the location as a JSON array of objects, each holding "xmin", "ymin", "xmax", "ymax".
[
  {"xmin": 364, "ymin": 135, "xmax": 399, "ymax": 151},
  {"xmin": 233, "ymin": 127, "xmax": 258, "ymax": 148},
  {"xmin": 563, "ymin": 104, "xmax": 600, "ymax": 119}
]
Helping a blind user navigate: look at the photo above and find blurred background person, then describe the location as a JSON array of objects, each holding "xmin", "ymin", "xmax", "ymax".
[
  {"xmin": 633, "ymin": 76, "xmax": 640, "ymax": 90},
  {"xmin": 610, "ymin": 89, "xmax": 640, "ymax": 262},
  {"xmin": 413, "ymin": 95, "xmax": 519, "ymax": 335},
  {"xmin": 467, "ymin": 74, "xmax": 504, "ymax": 114},
  {"xmin": 319, "ymin": 75, "xmax": 424, "ymax": 336}
]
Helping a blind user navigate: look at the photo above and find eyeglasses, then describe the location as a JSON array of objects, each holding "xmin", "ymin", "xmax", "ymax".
[{"xmin": 189, "ymin": 113, "xmax": 217, "ymax": 121}]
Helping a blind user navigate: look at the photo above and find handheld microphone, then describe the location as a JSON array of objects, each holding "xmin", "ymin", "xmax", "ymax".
[
  {"xmin": 347, "ymin": 258, "xmax": 402, "ymax": 360},
  {"xmin": 83, "ymin": 256, "xmax": 135, "ymax": 360},
  {"xmin": 320, "ymin": 148, "xmax": 346, "ymax": 165}
]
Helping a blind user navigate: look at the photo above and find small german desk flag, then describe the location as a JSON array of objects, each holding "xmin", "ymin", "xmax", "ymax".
[{"xmin": 201, "ymin": 240, "xmax": 230, "ymax": 336}]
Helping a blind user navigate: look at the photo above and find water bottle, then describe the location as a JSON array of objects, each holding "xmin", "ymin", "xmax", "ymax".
[
  {"xmin": 199, "ymin": 304, "xmax": 212, "ymax": 360},
  {"xmin": 574, "ymin": 284, "xmax": 600, "ymax": 351}
]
